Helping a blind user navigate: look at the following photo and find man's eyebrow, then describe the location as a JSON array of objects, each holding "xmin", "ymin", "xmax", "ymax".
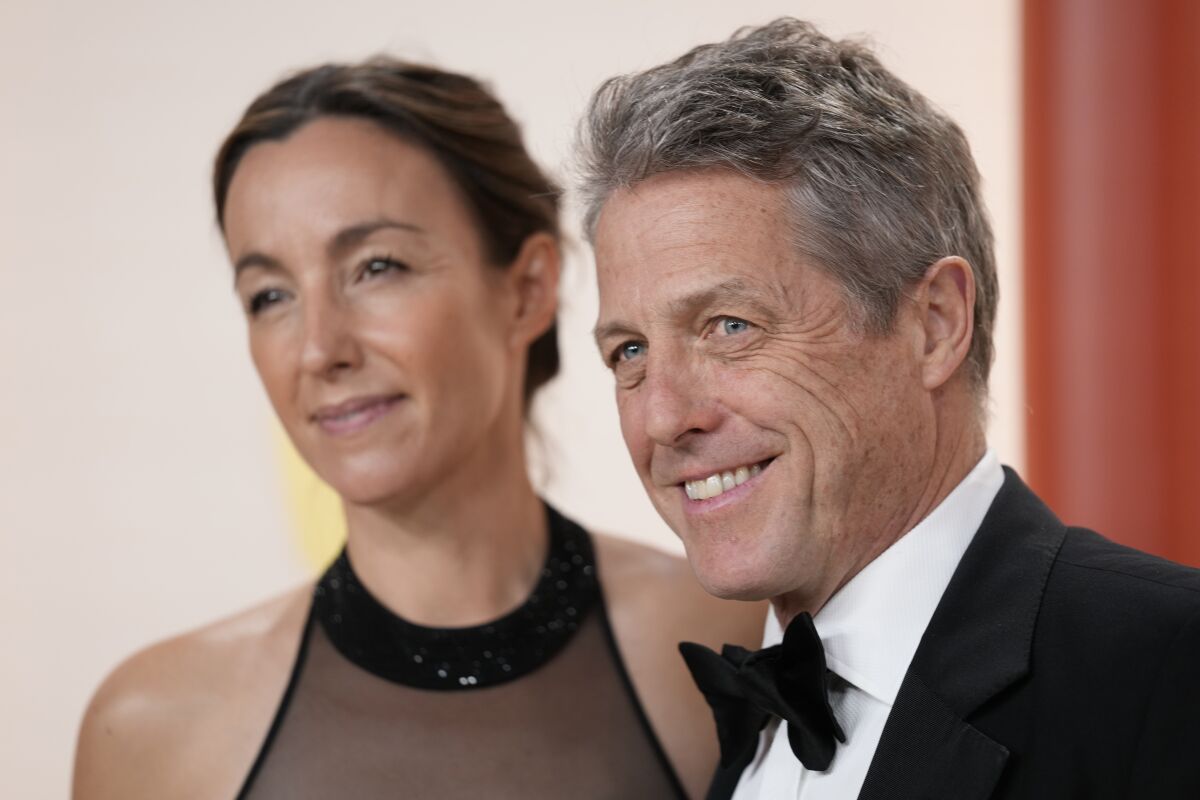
[
  {"xmin": 593, "ymin": 278, "xmax": 775, "ymax": 346},
  {"xmin": 232, "ymin": 218, "xmax": 426, "ymax": 278},
  {"xmin": 663, "ymin": 277, "xmax": 773, "ymax": 320},
  {"xmin": 592, "ymin": 318, "xmax": 640, "ymax": 349}
]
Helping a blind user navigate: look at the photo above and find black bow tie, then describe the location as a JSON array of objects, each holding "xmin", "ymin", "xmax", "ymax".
[{"xmin": 680, "ymin": 612, "xmax": 846, "ymax": 772}]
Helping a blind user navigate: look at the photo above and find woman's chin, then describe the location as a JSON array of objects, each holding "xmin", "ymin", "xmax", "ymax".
[{"xmin": 313, "ymin": 461, "xmax": 423, "ymax": 510}]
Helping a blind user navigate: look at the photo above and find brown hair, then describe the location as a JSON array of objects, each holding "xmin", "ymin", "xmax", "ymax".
[{"xmin": 214, "ymin": 58, "xmax": 561, "ymax": 405}]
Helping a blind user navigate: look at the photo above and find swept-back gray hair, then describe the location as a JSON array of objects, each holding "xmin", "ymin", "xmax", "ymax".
[{"xmin": 577, "ymin": 18, "xmax": 998, "ymax": 389}]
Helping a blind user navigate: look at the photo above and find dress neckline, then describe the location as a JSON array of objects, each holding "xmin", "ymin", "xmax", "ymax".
[{"xmin": 312, "ymin": 504, "xmax": 599, "ymax": 690}]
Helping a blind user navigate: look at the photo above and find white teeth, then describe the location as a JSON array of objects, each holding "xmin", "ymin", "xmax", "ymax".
[
  {"xmin": 684, "ymin": 462, "xmax": 767, "ymax": 502},
  {"xmin": 705, "ymin": 475, "xmax": 723, "ymax": 497}
]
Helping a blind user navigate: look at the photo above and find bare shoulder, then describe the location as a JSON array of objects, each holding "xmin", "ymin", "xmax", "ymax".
[
  {"xmin": 593, "ymin": 533, "xmax": 765, "ymax": 799},
  {"xmin": 73, "ymin": 584, "xmax": 311, "ymax": 800},
  {"xmin": 594, "ymin": 532, "xmax": 764, "ymax": 650}
]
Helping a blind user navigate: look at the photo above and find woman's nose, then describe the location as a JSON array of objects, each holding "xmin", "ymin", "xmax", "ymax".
[{"xmin": 299, "ymin": 293, "xmax": 363, "ymax": 379}]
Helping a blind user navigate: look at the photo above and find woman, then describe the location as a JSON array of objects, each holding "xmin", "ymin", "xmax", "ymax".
[{"xmin": 72, "ymin": 58, "xmax": 762, "ymax": 799}]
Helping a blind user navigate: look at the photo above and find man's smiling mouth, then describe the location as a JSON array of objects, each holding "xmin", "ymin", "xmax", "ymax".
[{"xmin": 683, "ymin": 458, "xmax": 774, "ymax": 501}]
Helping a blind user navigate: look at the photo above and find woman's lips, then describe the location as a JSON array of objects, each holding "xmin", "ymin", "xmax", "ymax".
[{"xmin": 312, "ymin": 394, "xmax": 405, "ymax": 436}]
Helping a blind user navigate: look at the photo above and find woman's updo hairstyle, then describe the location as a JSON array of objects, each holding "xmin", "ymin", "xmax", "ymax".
[{"xmin": 213, "ymin": 58, "xmax": 561, "ymax": 406}]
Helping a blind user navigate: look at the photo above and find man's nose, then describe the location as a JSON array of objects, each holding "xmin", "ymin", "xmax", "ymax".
[
  {"xmin": 299, "ymin": 292, "xmax": 363, "ymax": 379},
  {"xmin": 641, "ymin": 353, "xmax": 721, "ymax": 446}
]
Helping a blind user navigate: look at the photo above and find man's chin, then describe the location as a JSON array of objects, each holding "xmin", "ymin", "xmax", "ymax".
[
  {"xmin": 699, "ymin": 578, "xmax": 776, "ymax": 602},
  {"xmin": 661, "ymin": 503, "xmax": 791, "ymax": 599},
  {"xmin": 685, "ymin": 546, "xmax": 782, "ymax": 602}
]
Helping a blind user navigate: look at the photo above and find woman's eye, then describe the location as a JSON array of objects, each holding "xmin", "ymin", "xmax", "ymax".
[
  {"xmin": 715, "ymin": 316, "xmax": 751, "ymax": 336},
  {"xmin": 362, "ymin": 256, "xmax": 407, "ymax": 278},
  {"xmin": 248, "ymin": 288, "xmax": 287, "ymax": 315}
]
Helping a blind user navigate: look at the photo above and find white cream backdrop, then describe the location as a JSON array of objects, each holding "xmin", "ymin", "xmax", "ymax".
[{"xmin": 0, "ymin": 1, "xmax": 1020, "ymax": 795}]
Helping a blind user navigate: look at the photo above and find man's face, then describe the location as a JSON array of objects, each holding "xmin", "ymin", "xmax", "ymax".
[{"xmin": 593, "ymin": 170, "xmax": 937, "ymax": 605}]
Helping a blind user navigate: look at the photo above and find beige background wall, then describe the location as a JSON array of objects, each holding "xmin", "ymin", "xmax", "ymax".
[{"xmin": 0, "ymin": 1, "xmax": 1020, "ymax": 796}]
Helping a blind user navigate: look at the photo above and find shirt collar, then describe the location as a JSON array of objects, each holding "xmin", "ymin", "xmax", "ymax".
[{"xmin": 760, "ymin": 450, "xmax": 1004, "ymax": 705}]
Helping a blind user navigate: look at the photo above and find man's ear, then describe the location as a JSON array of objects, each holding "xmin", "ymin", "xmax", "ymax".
[
  {"xmin": 916, "ymin": 256, "xmax": 975, "ymax": 390},
  {"xmin": 505, "ymin": 232, "xmax": 560, "ymax": 349}
]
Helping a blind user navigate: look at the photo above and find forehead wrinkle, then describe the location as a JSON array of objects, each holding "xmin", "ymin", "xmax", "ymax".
[
  {"xmin": 620, "ymin": 189, "xmax": 759, "ymax": 255},
  {"xmin": 665, "ymin": 276, "xmax": 782, "ymax": 323},
  {"xmin": 595, "ymin": 178, "xmax": 795, "ymax": 340}
]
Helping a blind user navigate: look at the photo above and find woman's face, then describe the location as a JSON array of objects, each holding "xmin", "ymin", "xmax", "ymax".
[{"xmin": 222, "ymin": 117, "xmax": 536, "ymax": 508}]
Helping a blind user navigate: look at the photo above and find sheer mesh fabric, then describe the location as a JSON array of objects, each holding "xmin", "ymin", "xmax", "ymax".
[
  {"xmin": 238, "ymin": 510, "xmax": 685, "ymax": 799},
  {"xmin": 240, "ymin": 611, "xmax": 681, "ymax": 798}
]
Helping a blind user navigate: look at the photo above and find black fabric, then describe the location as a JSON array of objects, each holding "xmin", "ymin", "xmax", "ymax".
[
  {"xmin": 313, "ymin": 505, "xmax": 597, "ymax": 690},
  {"xmin": 237, "ymin": 506, "xmax": 686, "ymax": 799},
  {"xmin": 707, "ymin": 468, "xmax": 1200, "ymax": 799},
  {"xmin": 681, "ymin": 612, "xmax": 844, "ymax": 772}
]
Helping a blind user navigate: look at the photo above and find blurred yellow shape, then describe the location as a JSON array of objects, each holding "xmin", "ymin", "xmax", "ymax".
[{"xmin": 274, "ymin": 424, "xmax": 345, "ymax": 571}]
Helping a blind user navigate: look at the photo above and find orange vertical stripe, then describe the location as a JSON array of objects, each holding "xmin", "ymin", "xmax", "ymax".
[{"xmin": 1023, "ymin": 0, "xmax": 1200, "ymax": 564}]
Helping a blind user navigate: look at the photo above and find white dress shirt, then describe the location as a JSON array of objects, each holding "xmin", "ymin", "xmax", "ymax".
[{"xmin": 731, "ymin": 451, "xmax": 1004, "ymax": 800}]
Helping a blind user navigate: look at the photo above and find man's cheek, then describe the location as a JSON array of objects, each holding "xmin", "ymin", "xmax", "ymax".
[{"xmin": 618, "ymin": 403, "xmax": 651, "ymax": 468}]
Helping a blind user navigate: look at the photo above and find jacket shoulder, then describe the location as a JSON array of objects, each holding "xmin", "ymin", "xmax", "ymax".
[
  {"xmin": 1053, "ymin": 527, "xmax": 1200, "ymax": 608},
  {"xmin": 967, "ymin": 518, "xmax": 1200, "ymax": 795},
  {"xmin": 1047, "ymin": 531, "xmax": 1200, "ymax": 794}
]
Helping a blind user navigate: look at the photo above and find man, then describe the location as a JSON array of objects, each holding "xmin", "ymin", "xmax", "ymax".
[{"xmin": 578, "ymin": 18, "xmax": 1200, "ymax": 800}]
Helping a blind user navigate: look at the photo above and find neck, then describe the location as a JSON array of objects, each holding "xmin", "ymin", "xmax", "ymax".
[
  {"xmin": 773, "ymin": 414, "xmax": 987, "ymax": 630},
  {"xmin": 342, "ymin": 416, "xmax": 547, "ymax": 628}
]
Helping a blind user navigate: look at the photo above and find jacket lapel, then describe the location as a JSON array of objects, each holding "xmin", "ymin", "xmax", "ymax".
[
  {"xmin": 857, "ymin": 470, "xmax": 1066, "ymax": 800},
  {"xmin": 706, "ymin": 758, "xmax": 754, "ymax": 800}
]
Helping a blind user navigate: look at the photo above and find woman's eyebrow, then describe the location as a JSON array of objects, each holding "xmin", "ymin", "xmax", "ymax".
[
  {"xmin": 233, "ymin": 218, "xmax": 428, "ymax": 279},
  {"xmin": 233, "ymin": 251, "xmax": 282, "ymax": 278},
  {"xmin": 328, "ymin": 218, "xmax": 426, "ymax": 257}
]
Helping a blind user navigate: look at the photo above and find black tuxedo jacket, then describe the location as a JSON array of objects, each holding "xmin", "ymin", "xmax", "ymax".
[{"xmin": 708, "ymin": 469, "xmax": 1200, "ymax": 799}]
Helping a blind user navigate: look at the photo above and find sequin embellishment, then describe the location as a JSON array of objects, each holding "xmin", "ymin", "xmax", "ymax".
[{"xmin": 313, "ymin": 505, "xmax": 598, "ymax": 690}]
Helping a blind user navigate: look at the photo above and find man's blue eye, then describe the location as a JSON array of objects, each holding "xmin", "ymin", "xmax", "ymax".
[
  {"xmin": 619, "ymin": 342, "xmax": 645, "ymax": 361},
  {"xmin": 721, "ymin": 318, "xmax": 749, "ymax": 335}
]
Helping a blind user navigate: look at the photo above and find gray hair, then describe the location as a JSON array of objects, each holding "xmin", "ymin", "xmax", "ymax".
[{"xmin": 577, "ymin": 18, "xmax": 998, "ymax": 389}]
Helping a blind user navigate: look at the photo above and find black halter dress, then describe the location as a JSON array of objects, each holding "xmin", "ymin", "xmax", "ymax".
[{"xmin": 237, "ymin": 505, "xmax": 687, "ymax": 799}]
